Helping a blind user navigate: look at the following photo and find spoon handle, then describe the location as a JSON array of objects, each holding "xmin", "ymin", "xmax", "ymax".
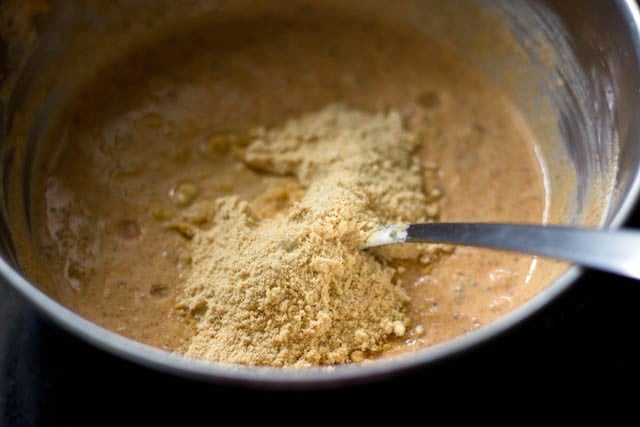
[{"xmin": 365, "ymin": 223, "xmax": 640, "ymax": 280}]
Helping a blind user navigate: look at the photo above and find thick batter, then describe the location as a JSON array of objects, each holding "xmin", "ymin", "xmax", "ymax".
[{"xmin": 25, "ymin": 14, "xmax": 548, "ymax": 362}]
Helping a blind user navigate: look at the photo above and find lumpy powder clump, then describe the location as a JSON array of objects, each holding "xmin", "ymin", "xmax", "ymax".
[{"xmin": 178, "ymin": 105, "xmax": 444, "ymax": 366}]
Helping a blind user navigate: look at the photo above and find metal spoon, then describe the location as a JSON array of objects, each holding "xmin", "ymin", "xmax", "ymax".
[{"xmin": 363, "ymin": 223, "xmax": 640, "ymax": 280}]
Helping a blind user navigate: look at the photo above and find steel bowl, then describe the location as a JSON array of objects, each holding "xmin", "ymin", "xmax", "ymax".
[{"xmin": 1, "ymin": 0, "xmax": 640, "ymax": 388}]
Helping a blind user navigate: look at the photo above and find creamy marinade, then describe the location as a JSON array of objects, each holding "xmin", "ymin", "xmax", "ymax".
[{"xmin": 21, "ymin": 15, "xmax": 548, "ymax": 366}]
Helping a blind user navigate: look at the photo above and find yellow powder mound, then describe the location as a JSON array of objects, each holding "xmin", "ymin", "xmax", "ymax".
[{"xmin": 178, "ymin": 104, "xmax": 443, "ymax": 367}]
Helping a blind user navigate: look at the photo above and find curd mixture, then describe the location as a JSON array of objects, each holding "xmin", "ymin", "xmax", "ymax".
[{"xmin": 25, "ymin": 15, "xmax": 548, "ymax": 366}]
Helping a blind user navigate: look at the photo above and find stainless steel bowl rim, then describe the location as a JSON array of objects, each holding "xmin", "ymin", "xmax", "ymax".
[{"xmin": 1, "ymin": 0, "xmax": 640, "ymax": 389}]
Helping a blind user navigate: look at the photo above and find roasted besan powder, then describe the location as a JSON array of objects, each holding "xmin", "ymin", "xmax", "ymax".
[{"xmin": 177, "ymin": 105, "xmax": 449, "ymax": 367}]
